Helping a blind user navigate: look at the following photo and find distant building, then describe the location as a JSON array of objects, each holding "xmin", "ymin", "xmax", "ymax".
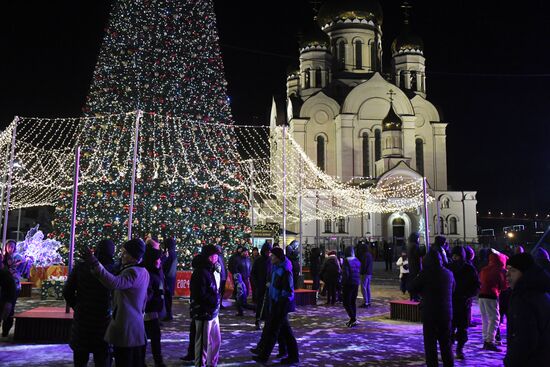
[{"xmin": 267, "ymin": 0, "xmax": 477, "ymax": 250}]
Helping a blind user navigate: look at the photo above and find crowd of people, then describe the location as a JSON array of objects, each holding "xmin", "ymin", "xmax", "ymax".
[{"xmin": 0, "ymin": 233, "xmax": 549, "ymax": 367}]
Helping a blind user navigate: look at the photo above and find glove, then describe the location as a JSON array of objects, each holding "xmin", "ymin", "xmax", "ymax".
[{"xmin": 79, "ymin": 246, "xmax": 99, "ymax": 268}]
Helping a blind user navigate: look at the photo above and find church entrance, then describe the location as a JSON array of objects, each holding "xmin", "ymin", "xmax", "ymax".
[{"xmin": 392, "ymin": 218, "xmax": 406, "ymax": 248}]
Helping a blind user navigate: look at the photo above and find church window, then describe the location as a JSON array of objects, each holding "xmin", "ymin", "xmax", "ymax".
[
  {"xmin": 355, "ymin": 40, "xmax": 363, "ymax": 69},
  {"xmin": 371, "ymin": 40, "xmax": 378, "ymax": 71},
  {"xmin": 324, "ymin": 219, "xmax": 332, "ymax": 233},
  {"xmin": 415, "ymin": 138, "xmax": 424, "ymax": 175},
  {"xmin": 317, "ymin": 135, "xmax": 325, "ymax": 171},
  {"xmin": 304, "ymin": 69, "xmax": 311, "ymax": 89},
  {"xmin": 362, "ymin": 132, "xmax": 369, "ymax": 177},
  {"xmin": 375, "ymin": 129, "xmax": 381, "ymax": 161},
  {"xmin": 315, "ymin": 68, "xmax": 322, "ymax": 88},
  {"xmin": 337, "ymin": 217, "xmax": 346, "ymax": 233},
  {"xmin": 337, "ymin": 41, "xmax": 346, "ymax": 71},
  {"xmin": 411, "ymin": 71, "xmax": 417, "ymax": 90},
  {"xmin": 441, "ymin": 197, "xmax": 450, "ymax": 209},
  {"xmin": 449, "ymin": 217, "xmax": 458, "ymax": 234}
]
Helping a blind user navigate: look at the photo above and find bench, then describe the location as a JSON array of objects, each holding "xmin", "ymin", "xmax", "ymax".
[
  {"xmin": 294, "ymin": 289, "xmax": 317, "ymax": 306},
  {"xmin": 389, "ymin": 300, "xmax": 421, "ymax": 322},
  {"xmin": 14, "ymin": 307, "xmax": 73, "ymax": 343},
  {"xmin": 20, "ymin": 281, "xmax": 34, "ymax": 297},
  {"xmin": 302, "ymin": 280, "xmax": 313, "ymax": 290}
]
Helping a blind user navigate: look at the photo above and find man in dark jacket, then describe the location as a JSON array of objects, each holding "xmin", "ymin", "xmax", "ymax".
[
  {"xmin": 252, "ymin": 247, "xmax": 298, "ymax": 365},
  {"xmin": 143, "ymin": 244, "xmax": 166, "ymax": 367},
  {"xmin": 215, "ymin": 244, "xmax": 227, "ymax": 309},
  {"xmin": 406, "ymin": 232, "xmax": 426, "ymax": 301},
  {"xmin": 356, "ymin": 241, "xmax": 373, "ymax": 308},
  {"xmin": 409, "ymin": 250, "xmax": 455, "ymax": 367},
  {"xmin": 383, "ymin": 240, "xmax": 393, "ymax": 271},
  {"xmin": 251, "ymin": 241, "xmax": 272, "ymax": 329},
  {"xmin": 190, "ymin": 245, "xmax": 221, "ymax": 367},
  {"xmin": 286, "ymin": 240, "xmax": 301, "ymax": 290},
  {"xmin": 320, "ymin": 251, "xmax": 341, "ymax": 305},
  {"xmin": 309, "ymin": 247, "xmax": 322, "ymax": 291},
  {"xmin": 161, "ymin": 237, "xmax": 177, "ymax": 321},
  {"xmin": 64, "ymin": 239, "xmax": 115, "ymax": 367},
  {"xmin": 0, "ymin": 253, "xmax": 16, "ymax": 338},
  {"xmin": 342, "ymin": 246, "xmax": 361, "ymax": 327},
  {"xmin": 448, "ymin": 246, "xmax": 480, "ymax": 359},
  {"xmin": 433, "ymin": 236, "xmax": 450, "ymax": 267},
  {"xmin": 504, "ymin": 253, "xmax": 550, "ymax": 367}
]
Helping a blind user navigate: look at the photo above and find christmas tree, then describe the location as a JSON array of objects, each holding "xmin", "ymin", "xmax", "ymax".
[{"xmin": 52, "ymin": 0, "xmax": 249, "ymax": 268}]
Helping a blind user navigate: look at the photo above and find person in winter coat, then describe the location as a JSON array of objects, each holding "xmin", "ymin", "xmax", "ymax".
[
  {"xmin": 63, "ymin": 239, "xmax": 115, "ymax": 367},
  {"xmin": 190, "ymin": 245, "xmax": 221, "ymax": 367},
  {"xmin": 396, "ymin": 251, "xmax": 409, "ymax": 295},
  {"xmin": 447, "ymin": 246, "xmax": 480, "ymax": 360},
  {"xmin": 409, "ymin": 250, "xmax": 455, "ymax": 367},
  {"xmin": 227, "ymin": 246, "xmax": 244, "ymax": 276},
  {"xmin": 533, "ymin": 247, "xmax": 550, "ymax": 273},
  {"xmin": 383, "ymin": 240, "xmax": 393, "ymax": 271},
  {"xmin": 286, "ymin": 240, "xmax": 301, "ymax": 290},
  {"xmin": 233, "ymin": 273, "xmax": 248, "ymax": 316},
  {"xmin": 143, "ymin": 245, "xmax": 166, "ymax": 367},
  {"xmin": 309, "ymin": 247, "xmax": 322, "ymax": 291},
  {"xmin": 342, "ymin": 246, "xmax": 361, "ymax": 327},
  {"xmin": 161, "ymin": 237, "xmax": 177, "ymax": 321},
  {"xmin": 478, "ymin": 250, "xmax": 507, "ymax": 351},
  {"xmin": 406, "ymin": 232, "xmax": 426, "ymax": 301},
  {"xmin": 433, "ymin": 236, "xmax": 450, "ymax": 267},
  {"xmin": 2, "ymin": 239, "xmax": 24, "ymax": 337},
  {"xmin": 504, "ymin": 253, "xmax": 550, "ymax": 367},
  {"xmin": 356, "ymin": 241, "xmax": 373, "ymax": 308},
  {"xmin": 0, "ymin": 253, "xmax": 15, "ymax": 339},
  {"xmin": 320, "ymin": 251, "xmax": 341, "ymax": 305},
  {"xmin": 251, "ymin": 241, "xmax": 273, "ymax": 329},
  {"xmin": 215, "ymin": 244, "xmax": 227, "ymax": 309},
  {"xmin": 252, "ymin": 247, "xmax": 299, "ymax": 365},
  {"xmin": 82, "ymin": 238, "xmax": 150, "ymax": 367}
]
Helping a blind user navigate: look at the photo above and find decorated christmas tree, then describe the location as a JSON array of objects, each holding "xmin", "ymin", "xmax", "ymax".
[{"xmin": 52, "ymin": 0, "xmax": 249, "ymax": 268}]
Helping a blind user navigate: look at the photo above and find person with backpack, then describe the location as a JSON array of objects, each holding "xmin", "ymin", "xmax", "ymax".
[{"xmin": 341, "ymin": 246, "xmax": 361, "ymax": 327}]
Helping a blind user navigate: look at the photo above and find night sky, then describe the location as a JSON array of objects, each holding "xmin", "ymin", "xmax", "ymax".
[{"xmin": 1, "ymin": 0, "xmax": 549, "ymax": 215}]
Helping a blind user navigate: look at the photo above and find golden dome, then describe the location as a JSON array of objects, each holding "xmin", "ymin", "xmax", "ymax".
[
  {"xmin": 391, "ymin": 27, "xmax": 424, "ymax": 55},
  {"xmin": 317, "ymin": 0, "xmax": 383, "ymax": 27}
]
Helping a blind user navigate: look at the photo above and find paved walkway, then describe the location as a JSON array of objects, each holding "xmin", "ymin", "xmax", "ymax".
[{"xmin": 0, "ymin": 277, "xmax": 506, "ymax": 366}]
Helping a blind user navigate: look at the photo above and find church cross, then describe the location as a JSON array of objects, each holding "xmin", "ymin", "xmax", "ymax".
[{"xmin": 387, "ymin": 89, "xmax": 396, "ymax": 103}]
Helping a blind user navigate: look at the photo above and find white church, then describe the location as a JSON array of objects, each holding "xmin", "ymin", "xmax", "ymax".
[{"xmin": 267, "ymin": 0, "xmax": 478, "ymax": 250}]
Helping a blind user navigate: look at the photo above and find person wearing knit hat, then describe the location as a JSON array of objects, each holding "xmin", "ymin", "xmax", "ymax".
[
  {"xmin": 448, "ymin": 245, "xmax": 480, "ymax": 360},
  {"xmin": 505, "ymin": 252, "xmax": 550, "ymax": 367},
  {"xmin": 82, "ymin": 238, "xmax": 150, "ymax": 366}
]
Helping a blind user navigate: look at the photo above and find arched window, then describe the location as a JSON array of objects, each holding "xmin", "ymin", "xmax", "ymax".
[
  {"xmin": 415, "ymin": 138, "xmax": 424, "ymax": 175},
  {"xmin": 449, "ymin": 217, "xmax": 458, "ymax": 234},
  {"xmin": 317, "ymin": 135, "xmax": 325, "ymax": 171},
  {"xmin": 304, "ymin": 69, "xmax": 311, "ymax": 89},
  {"xmin": 362, "ymin": 132, "xmax": 369, "ymax": 177},
  {"xmin": 324, "ymin": 219, "xmax": 332, "ymax": 233},
  {"xmin": 337, "ymin": 41, "xmax": 346, "ymax": 71},
  {"xmin": 355, "ymin": 40, "xmax": 363, "ymax": 69},
  {"xmin": 337, "ymin": 217, "xmax": 346, "ymax": 233},
  {"xmin": 375, "ymin": 129, "xmax": 381, "ymax": 161},
  {"xmin": 439, "ymin": 218, "xmax": 445, "ymax": 234},
  {"xmin": 441, "ymin": 197, "xmax": 450, "ymax": 209},
  {"xmin": 315, "ymin": 68, "xmax": 322, "ymax": 88},
  {"xmin": 411, "ymin": 71, "xmax": 417, "ymax": 90}
]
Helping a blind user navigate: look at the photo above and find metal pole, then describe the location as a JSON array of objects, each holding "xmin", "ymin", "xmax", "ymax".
[
  {"xmin": 298, "ymin": 157, "xmax": 303, "ymax": 276},
  {"xmin": 249, "ymin": 160, "xmax": 255, "ymax": 247},
  {"xmin": 127, "ymin": 111, "xmax": 142, "ymax": 240},
  {"xmin": 0, "ymin": 143, "xmax": 11, "ymax": 239},
  {"xmin": 436, "ymin": 196, "xmax": 441, "ymax": 235},
  {"xmin": 66, "ymin": 146, "xmax": 80, "ymax": 314},
  {"xmin": 422, "ymin": 177, "xmax": 430, "ymax": 251},
  {"xmin": 16, "ymin": 207, "xmax": 21, "ymax": 242},
  {"xmin": 282, "ymin": 125, "xmax": 287, "ymax": 249},
  {"xmin": 2, "ymin": 118, "xmax": 18, "ymax": 247}
]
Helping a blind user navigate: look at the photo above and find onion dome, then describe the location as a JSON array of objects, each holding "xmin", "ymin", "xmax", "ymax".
[
  {"xmin": 317, "ymin": 0, "xmax": 383, "ymax": 28},
  {"xmin": 299, "ymin": 23, "xmax": 330, "ymax": 50},
  {"xmin": 382, "ymin": 102, "xmax": 402, "ymax": 131},
  {"xmin": 391, "ymin": 27, "xmax": 424, "ymax": 56}
]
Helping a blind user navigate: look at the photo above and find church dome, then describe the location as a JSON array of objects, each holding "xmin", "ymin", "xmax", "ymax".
[
  {"xmin": 382, "ymin": 103, "xmax": 402, "ymax": 131},
  {"xmin": 317, "ymin": 0, "xmax": 383, "ymax": 28},
  {"xmin": 391, "ymin": 28, "xmax": 424, "ymax": 55},
  {"xmin": 299, "ymin": 23, "xmax": 330, "ymax": 50}
]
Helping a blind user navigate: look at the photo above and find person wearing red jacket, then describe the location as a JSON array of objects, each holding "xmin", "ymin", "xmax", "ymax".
[{"xmin": 478, "ymin": 251, "xmax": 507, "ymax": 351}]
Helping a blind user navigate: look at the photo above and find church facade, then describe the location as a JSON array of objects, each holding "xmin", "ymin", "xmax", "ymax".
[{"xmin": 268, "ymin": 0, "xmax": 477, "ymax": 250}]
